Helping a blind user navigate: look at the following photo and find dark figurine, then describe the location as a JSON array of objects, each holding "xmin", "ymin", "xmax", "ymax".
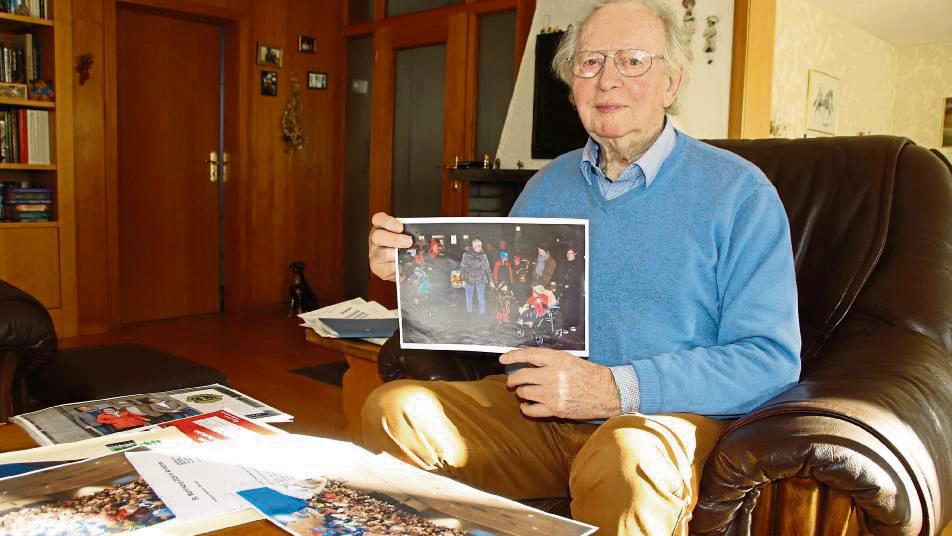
[{"xmin": 289, "ymin": 261, "xmax": 318, "ymax": 316}]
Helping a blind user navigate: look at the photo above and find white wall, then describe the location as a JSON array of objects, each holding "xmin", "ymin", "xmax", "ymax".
[
  {"xmin": 772, "ymin": 0, "xmax": 952, "ymax": 160},
  {"xmin": 892, "ymin": 42, "xmax": 952, "ymax": 160},
  {"xmin": 495, "ymin": 0, "xmax": 735, "ymax": 170}
]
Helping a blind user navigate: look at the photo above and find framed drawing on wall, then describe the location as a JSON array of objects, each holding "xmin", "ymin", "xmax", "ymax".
[{"xmin": 805, "ymin": 69, "xmax": 839, "ymax": 135}]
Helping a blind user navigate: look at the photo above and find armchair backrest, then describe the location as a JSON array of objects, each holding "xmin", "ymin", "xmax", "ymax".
[{"xmin": 707, "ymin": 136, "xmax": 952, "ymax": 368}]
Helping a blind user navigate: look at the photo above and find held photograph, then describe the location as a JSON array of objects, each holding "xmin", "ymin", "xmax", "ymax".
[{"xmin": 396, "ymin": 217, "xmax": 588, "ymax": 356}]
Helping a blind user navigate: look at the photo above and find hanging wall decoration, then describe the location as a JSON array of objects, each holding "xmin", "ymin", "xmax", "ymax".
[
  {"xmin": 682, "ymin": 0, "xmax": 696, "ymax": 46},
  {"xmin": 76, "ymin": 53, "xmax": 94, "ymax": 85},
  {"xmin": 282, "ymin": 72, "xmax": 305, "ymax": 152},
  {"xmin": 703, "ymin": 15, "xmax": 719, "ymax": 64}
]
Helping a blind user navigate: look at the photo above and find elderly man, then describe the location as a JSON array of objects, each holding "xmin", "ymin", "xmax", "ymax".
[{"xmin": 363, "ymin": 1, "xmax": 800, "ymax": 534}]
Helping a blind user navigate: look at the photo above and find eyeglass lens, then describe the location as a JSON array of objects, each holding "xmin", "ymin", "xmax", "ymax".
[{"xmin": 572, "ymin": 49, "xmax": 653, "ymax": 78}]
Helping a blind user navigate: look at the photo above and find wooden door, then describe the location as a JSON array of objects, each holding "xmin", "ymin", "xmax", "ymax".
[{"xmin": 117, "ymin": 6, "xmax": 221, "ymax": 323}]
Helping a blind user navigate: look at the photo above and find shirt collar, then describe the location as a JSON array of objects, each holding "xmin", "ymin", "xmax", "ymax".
[{"xmin": 580, "ymin": 117, "xmax": 677, "ymax": 188}]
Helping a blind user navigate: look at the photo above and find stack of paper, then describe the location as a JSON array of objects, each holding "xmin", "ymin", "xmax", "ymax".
[{"xmin": 298, "ymin": 297, "xmax": 398, "ymax": 345}]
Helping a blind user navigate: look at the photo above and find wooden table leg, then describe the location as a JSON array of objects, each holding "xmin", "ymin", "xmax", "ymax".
[{"xmin": 342, "ymin": 354, "xmax": 384, "ymax": 444}]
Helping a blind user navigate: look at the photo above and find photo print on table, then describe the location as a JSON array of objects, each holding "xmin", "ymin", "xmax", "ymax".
[{"xmin": 396, "ymin": 217, "xmax": 588, "ymax": 356}]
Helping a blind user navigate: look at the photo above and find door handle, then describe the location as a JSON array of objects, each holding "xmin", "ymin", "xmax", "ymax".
[
  {"xmin": 222, "ymin": 152, "xmax": 230, "ymax": 183},
  {"xmin": 205, "ymin": 151, "xmax": 219, "ymax": 183}
]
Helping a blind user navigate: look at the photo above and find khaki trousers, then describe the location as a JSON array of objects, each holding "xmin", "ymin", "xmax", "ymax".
[{"xmin": 361, "ymin": 374, "xmax": 727, "ymax": 536}]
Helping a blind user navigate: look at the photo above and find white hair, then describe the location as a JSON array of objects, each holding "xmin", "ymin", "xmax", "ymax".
[{"xmin": 551, "ymin": 0, "xmax": 692, "ymax": 113}]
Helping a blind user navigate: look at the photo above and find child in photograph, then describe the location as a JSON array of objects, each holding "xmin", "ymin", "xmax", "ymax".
[
  {"xmin": 71, "ymin": 406, "xmax": 114, "ymax": 436},
  {"xmin": 493, "ymin": 251, "xmax": 515, "ymax": 323},
  {"xmin": 511, "ymin": 253, "xmax": 532, "ymax": 304},
  {"xmin": 517, "ymin": 285, "xmax": 557, "ymax": 326},
  {"xmin": 96, "ymin": 406, "xmax": 149, "ymax": 431}
]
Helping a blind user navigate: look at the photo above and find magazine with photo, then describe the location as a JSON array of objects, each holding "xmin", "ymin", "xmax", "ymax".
[
  {"xmin": 0, "ymin": 409, "xmax": 284, "ymax": 479},
  {"xmin": 11, "ymin": 384, "xmax": 292, "ymax": 446},
  {"xmin": 237, "ymin": 473, "xmax": 596, "ymax": 536},
  {"xmin": 0, "ymin": 447, "xmax": 176, "ymax": 535},
  {"xmin": 396, "ymin": 217, "xmax": 589, "ymax": 356}
]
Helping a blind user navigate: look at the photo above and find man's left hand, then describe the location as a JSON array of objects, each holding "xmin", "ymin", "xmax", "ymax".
[{"xmin": 500, "ymin": 349, "xmax": 621, "ymax": 420}]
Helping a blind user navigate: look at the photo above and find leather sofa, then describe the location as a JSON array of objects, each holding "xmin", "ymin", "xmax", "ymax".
[
  {"xmin": 375, "ymin": 136, "xmax": 952, "ymax": 535},
  {"xmin": 0, "ymin": 279, "xmax": 228, "ymax": 420}
]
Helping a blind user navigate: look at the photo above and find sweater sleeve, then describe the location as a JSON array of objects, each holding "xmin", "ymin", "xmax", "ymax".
[{"xmin": 630, "ymin": 185, "xmax": 802, "ymax": 416}]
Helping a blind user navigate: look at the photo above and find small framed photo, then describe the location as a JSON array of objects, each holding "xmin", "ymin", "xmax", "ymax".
[
  {"xmin": 0, "ymin": 82, "xmax": 27, "ymax": 99},
  {"xmin": 805, "ymin": 69, "xmax": 839, "ymax": 135},
  {"xmin": 298, "ymin": 35, "xmax": 316, "ymax": 53},
  {"xmin": 261, "ymin": 71, "xmax": 278, "ymax": 96},
  {"xmin": 307, "ymin": 72, "xmax": 327, "ymax": 90},
  {"xmin": 256, "ymin": 43, "xmax": 283, "ymax": 67}
]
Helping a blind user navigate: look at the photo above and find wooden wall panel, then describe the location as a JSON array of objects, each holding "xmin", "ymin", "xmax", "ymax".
[
  {"xmin": 74, "ymin": 0, "xmax": 110, "ymax": 333},
  {"xmin": 73, "ymin": 0, "xmax": 341, "ymax": 332},
  {"xmin": 0, "ymin": 227, "xmax": 61, "ymax": 309}
]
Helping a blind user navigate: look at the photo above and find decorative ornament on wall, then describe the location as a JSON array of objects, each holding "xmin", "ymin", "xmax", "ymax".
[
  {"xmin": 282, "ymin": 72, "xmax": 305, "ymax": 152},
  {"xmin": 682, "ymin": 0, "xmax": 697, "ymax": 46},
  {"xmin": 703, "ymin": 15, "xmax": 719, "ymax": 64},
  {"xmin": 76, "ymin": 53, "xmax": 94, "ymax": 85}
]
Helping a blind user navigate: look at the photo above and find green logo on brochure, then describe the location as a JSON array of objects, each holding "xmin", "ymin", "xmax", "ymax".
[{"xmin": 186, "ymin": 393, "xmax": 223, "ymax": 404}]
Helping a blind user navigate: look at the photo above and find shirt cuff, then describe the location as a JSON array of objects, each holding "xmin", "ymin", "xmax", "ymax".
[{"xmin": 609, "ymin": 365, "xmax": 641, "ymax": 415}]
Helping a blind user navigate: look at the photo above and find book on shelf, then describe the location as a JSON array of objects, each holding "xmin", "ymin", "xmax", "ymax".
[
  {"xmin": 0, "ymin": 0, "xmax": 49, "ymax": 19},
  {"xmin": 1, "ymin": 183, "xmax": 52, "ymax": 222},
  {"xmin": 0, "ymin": 107, "xmax": 49, "ymax": 164},
  {"xmin": 0, "ymin": 33, "xmax": 41, "ymax": 85}
]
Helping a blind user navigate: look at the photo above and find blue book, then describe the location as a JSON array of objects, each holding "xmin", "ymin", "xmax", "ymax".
[{"xmin": 319, "ymin": 317, "xmax": 398, "ymax": 338}]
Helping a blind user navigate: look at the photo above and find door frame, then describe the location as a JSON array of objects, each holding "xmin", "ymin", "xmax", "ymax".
[
  {"xmin": 104, "ymin": 0, "xmax": 251, "ymax": 328},
  {"xmin": 357, "ymin": 0, "xmax": 534, "ymax": 306}
]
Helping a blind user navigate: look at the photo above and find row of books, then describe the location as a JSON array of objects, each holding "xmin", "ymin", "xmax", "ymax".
[
  {"xmin": 0, "ymin": 0, "xmax": 48, "ymax": 19},
  {"xmin": 0, "ymin": 182, "xmax": 51, "ymax": 221},
  {"xmin": 0, "ymin": 33, "xmax": 41, "ymax": 84},
  {"xmin": 0, "ymin": 107, "xmax": 50, "ymax": 164}
]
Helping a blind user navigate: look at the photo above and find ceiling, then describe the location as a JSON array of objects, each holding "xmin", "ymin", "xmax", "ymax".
[{"xmin": 800, "ymin": 0, "xmax": 952, "ymax": 47}]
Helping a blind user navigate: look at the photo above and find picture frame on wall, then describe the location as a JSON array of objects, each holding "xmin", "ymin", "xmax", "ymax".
[
  {"xmin": 261, "ymin": 71, "xmax": 278, "ymax": 96},
  {"xmin": 307, "ymin": 72, "xmax": 327, "ymax": 90},
  {"xmin": 299, "ymin": 36, "xmax": 316, "ymax": 53},
  {"xmin": 256, "ymin": 43, "xmax": 283, "ymax": 67},
  {"xmin": 805, "ymin": 69, "xmax": 839, "ymax": 135},
  {"xmin": 942, "ymin": 97, "xmax": 952, "ymax": 147}
]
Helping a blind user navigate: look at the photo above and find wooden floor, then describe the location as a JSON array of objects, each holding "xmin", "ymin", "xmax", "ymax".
[{"xmin": 59, "ymin": 312, "xmax": 350, "ymax": 440}]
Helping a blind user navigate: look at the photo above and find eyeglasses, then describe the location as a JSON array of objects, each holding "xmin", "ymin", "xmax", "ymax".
[{"xmin": 570, "ymin": 49, "xmax": 662, "ymax": 78}]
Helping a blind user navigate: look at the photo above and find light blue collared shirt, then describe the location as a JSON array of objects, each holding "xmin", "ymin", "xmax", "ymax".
[{"xmin": 579, "ymin": 117, "xmax": 677, "ymax": 201}]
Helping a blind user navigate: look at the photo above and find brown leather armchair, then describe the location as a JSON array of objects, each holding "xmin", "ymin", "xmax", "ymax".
[{"xmin": 376, "ymin": 136, "xmax": 952, "ymax": 535}]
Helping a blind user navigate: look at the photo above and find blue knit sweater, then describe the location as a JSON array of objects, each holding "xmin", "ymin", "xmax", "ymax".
[{"xmin": 509, "ymin": 132, "xmax": 801, "ymax": 417}]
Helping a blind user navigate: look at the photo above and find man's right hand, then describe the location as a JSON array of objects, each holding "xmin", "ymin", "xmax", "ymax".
[{"xmin": 368, "ymin": 212, "xmax": 412, "ymax": 282}]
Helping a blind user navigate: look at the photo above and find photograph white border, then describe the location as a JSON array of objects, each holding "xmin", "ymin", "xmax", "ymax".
[{"xmin": 395, "ymin": 217, "xmax": 589, "ymax": 357}]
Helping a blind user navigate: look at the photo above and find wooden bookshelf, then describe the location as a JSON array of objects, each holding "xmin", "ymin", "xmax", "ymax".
[
  {"xmin": 0, "ymin": 12, "xmax": 53, "ymax": 31},
  {"xmin": 0, "ymin": 1, "xmax": 76, "ymax": 337},
  {"xmin": 0, "ymin": 97, "xmax": 55, "ymax": 108},
  {"xmin": 0, "ymin": 163, "xmax": 56, "ymax": 170},
  {"xmin": 0, "ymin": 220, "xmax": 57, "ymax": 228}
]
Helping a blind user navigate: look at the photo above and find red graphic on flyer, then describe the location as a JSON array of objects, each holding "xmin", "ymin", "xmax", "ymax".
[{"xmin": 158, "ymin": 409, "xmax": 277, "ymax": 443}]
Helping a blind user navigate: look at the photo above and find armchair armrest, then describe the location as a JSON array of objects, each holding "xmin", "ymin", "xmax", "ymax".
[
  {"xmin": 377, "ymin": 334, "xmax": 504, "ymax": 382},
  {"xmin": 692, "ymin": 324, "xmax": 952, "ymax": 535},
  {"xmin": 0, "ymin": 280, "xmax": 57, "ymax": 373}
]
